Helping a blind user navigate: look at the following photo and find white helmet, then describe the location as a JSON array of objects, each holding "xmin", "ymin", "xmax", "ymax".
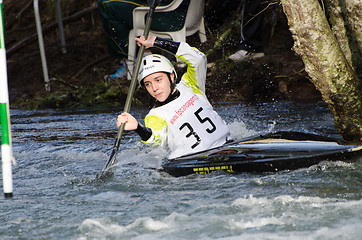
[{"xmin": 138, "ymin": 54, "xmax": 177, "ymax": 85}]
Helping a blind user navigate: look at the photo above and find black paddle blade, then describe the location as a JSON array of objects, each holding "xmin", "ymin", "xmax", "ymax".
[
  {"xmin": 96, "ymin": 168, "xmax": 114, "ymax": 181},
  {"xmin": 97, "ymin": 148, "xmax": 118, "ymax": 179},
  {"xmin": 105, "ymin": 149, "xmax": 118, "ymax": 170}
]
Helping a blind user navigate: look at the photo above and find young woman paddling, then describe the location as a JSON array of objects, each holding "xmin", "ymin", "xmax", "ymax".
[{"xmin": 117, "ymin": 35, "xmax": 230, "ymax": 159}]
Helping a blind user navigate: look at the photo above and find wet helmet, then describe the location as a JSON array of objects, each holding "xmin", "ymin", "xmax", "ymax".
[{"xmin": 138, "ymin": 54, "xmax": 177, "ymax": 85}]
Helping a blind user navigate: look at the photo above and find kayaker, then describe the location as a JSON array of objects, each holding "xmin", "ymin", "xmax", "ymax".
[{"xmin": 117, "ymin": 35, "xmax": 230, "ymax": 159}]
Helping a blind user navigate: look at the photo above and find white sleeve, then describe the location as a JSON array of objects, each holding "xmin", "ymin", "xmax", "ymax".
[{"xmin": 175, "ymin": 42, "xmax": 207, "ymax": 95}]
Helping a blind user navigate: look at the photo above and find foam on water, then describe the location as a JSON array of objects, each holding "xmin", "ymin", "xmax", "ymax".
[
  {"xmin": 227, "ymin": 118, "xmax": 258, "ymax": 140},
  {"xmin": 78, "ymin": 195, "xmax": 362, "ymax": 240}
]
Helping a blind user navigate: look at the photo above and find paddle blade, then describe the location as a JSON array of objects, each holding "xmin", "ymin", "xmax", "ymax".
[
  {"xmin": 104, "ymin": 148, "xmax": 118, "ymax": 170},
  {"xmin": 96, "ymin": 168, "xmax": 114, "ymax": 181},
  {"xmin": 97, "ymin": 147, "xmax": 118, "ymax": 179}
]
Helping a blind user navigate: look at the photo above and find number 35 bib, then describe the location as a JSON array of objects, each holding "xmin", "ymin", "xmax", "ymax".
[{"xmin": 146, "ymin": 84, "xmax": 230, "ymax": 159}]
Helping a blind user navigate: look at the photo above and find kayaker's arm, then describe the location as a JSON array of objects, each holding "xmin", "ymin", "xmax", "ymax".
[
  {"xmin": 143, "ymin": 114, "xmax": 168, "ymax": 147},
  {"xmin": 116, "ymin": 112, "xmax": 153, "ymax": 141},
  {"xmin": 153, "ymin": 37, "xmax": 180, "ymax": 55},
  {"xmin": 134, "ymin": 123, "xmax": 152, "ymax": 141},
  {"xmin": 135, "ymin": 36, "xmax": 180, "ymax": 54},
  {"xmin": 152, "ymin": 36, "xmax": 208, "ymax": 95}
]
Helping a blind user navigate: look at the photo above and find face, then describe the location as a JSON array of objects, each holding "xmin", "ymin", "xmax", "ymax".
[{"xmin": 143, "ymin": 72, "xmax": 174, "ymax": 102}]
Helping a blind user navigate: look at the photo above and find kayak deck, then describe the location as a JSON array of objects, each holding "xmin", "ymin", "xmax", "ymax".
[{"xmin": 162, "ymin": 131, "xmax": 362, "ymax": 177}]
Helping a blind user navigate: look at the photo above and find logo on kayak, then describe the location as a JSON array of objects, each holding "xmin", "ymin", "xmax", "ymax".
[{"xmin": 193, "ymin": 165, "xmax": 233, "ymax": 174}]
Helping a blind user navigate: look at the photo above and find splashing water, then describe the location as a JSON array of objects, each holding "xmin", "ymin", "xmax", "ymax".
[{"xmin": 1, "ymin": 102, "xmax": 361, "ymax": 239}]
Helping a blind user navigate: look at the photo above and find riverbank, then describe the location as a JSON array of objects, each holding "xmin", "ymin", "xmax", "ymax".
[{"xmin": 4, "ymin": 0, "xmax": 321, "ymax": 109}]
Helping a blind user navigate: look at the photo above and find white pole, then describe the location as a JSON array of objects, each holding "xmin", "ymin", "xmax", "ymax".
[
  {"xmin": 1, "ymin": 0, "xmax": 14, "ymax": 198},
  {"xmin": 55, "ymin": 0, "xmax": 67, "ymax": 54},
  {"xmin": 34, "ymin": 0, "xmax": 51, "ymax": 91}
]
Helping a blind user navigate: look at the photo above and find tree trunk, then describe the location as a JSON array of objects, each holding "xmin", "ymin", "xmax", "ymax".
[
  {"xmin": 280, "ymin": 0, "xmax": 362, "ymax": 142},
  {"xmin": 324, "ymin": 0, "xmax": 362, "ymax": 78}
]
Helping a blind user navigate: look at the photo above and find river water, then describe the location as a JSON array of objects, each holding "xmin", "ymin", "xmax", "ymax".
[{"xmin": 1, "ymin": 101, "xmax": 361, "ymax": 239}]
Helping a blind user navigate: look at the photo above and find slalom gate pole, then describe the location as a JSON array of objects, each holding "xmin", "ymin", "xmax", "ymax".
[{"xmin": 0, "ymin": 0, "xmax": 14, "ymax": 199}]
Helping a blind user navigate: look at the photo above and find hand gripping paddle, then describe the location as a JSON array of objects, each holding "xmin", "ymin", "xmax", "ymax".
[{"xmin": 98, "ymin": 0, "xmax": 162, "ymax": 179}]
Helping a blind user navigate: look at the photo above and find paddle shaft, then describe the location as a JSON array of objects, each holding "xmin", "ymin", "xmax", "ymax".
[{"xmin": 102, "ymin": 1, "xmax": 159, "ymax": 171}]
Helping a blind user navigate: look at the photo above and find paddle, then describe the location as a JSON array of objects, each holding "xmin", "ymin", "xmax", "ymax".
[{"xmin": 98, "ymin": 0, "xmax": 161, "ymax": 179}]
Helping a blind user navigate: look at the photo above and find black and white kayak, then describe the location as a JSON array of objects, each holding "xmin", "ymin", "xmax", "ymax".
[{"xmin": 162, "ymin": 131, "xmax": 362, "ymax": 177}]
